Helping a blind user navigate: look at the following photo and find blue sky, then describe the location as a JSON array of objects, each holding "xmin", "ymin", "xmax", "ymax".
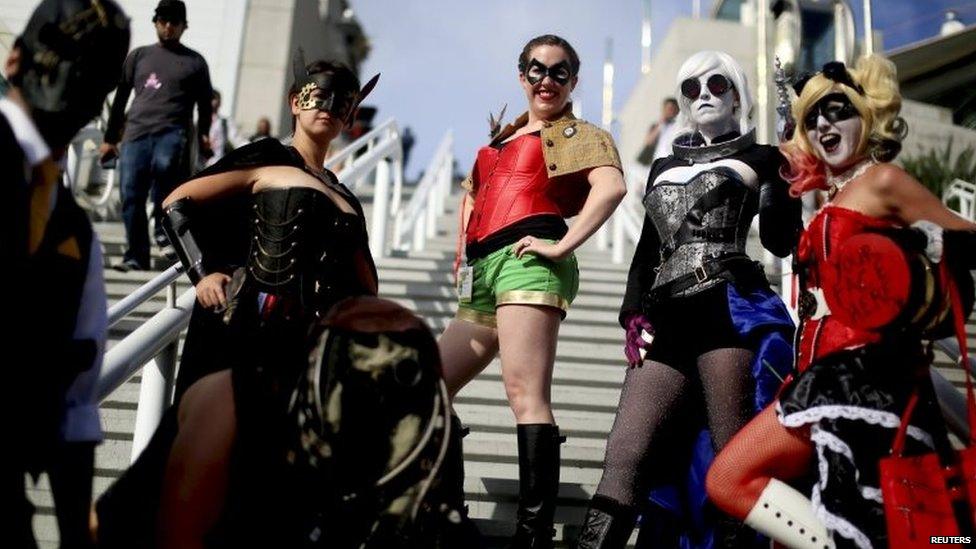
[{"xmin": 355, "ymin": 0, "xmax": 976, "ymax": 179}]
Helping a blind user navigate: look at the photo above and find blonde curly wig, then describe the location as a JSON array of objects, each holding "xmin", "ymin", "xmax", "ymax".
[{"xmin": 781, "ymin": 55, "xmax": 907, "ymax": 196}]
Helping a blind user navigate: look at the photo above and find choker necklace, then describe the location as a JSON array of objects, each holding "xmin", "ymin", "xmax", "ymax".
[{"xmin": 827, "ymin": 158, "xmax": 875, "ymax": 198}]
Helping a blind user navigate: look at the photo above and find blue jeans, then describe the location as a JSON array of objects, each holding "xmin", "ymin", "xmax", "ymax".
[{"xmin": 119, "ymin": 127, "xmax": 187, "ymax": 266}]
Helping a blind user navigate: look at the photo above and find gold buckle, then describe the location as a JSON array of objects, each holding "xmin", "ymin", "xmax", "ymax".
[{"xmin": 695, "ymin": 265, "xmax": 708, "ymax": 283}]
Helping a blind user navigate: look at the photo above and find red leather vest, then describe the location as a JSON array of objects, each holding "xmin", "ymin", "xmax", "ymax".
[
  {"xmin": 796, "ymin": 205, "xmax": 894, "ymax": 371},
  {"xmin": 465, "ymin": 134, "xmax": 588, "ymax": 244}
]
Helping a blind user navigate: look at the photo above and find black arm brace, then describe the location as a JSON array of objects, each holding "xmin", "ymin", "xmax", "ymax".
[
  {"xmin": 162, "ymin": 197, "xmax": 208, "ymax": 285},
  {"xmin": 758, "ymin": 179, "xmax": 802, "ymax": 258}
]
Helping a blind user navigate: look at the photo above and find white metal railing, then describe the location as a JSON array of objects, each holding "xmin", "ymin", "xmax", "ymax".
[
  {"xmin": 392, "ymin": 131, "xmax": 454, "ymax": 252},
  {"xmin": 97, "ymin": 266, "xmax": 188, "ymax": 461},
  {"xmin": 325, "ymin": 117, "xmax": 404, "ymax": 258},
  {"xmin": 610, "ymin": 196, "xmax": 642, "ymax": 264},
  {"xmin": 65, "ymin": 125, "xmax": 117, "ymax": 210},
  {"xmin": 944, "ymin": 178, "xmax": 976, "ymax": 222}
]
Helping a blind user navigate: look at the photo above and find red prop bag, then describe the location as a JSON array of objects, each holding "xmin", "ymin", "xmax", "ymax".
[{"xmin": 879, "ymin": 263, "xmax": 976, "ymax": 548}]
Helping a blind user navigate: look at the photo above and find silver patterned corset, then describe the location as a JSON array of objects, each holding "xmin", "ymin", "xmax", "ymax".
[{"xmin": 643, "ymin": 167, "xmax": 756, "ymax": 295}]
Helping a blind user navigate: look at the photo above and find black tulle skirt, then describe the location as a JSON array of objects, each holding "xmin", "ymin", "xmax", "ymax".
[{"xmin": 777, "ymin": 343, "xmax": 950, "ymax": 549}]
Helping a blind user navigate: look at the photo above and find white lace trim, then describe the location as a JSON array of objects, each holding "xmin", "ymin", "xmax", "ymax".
[
  {"xmin": 780, "ymin": 404, "xmax": 935, "ymax": 448},
  {"xmin": 812, "ymin": 484, "xmax": 874, "ymax": 549},
  {"xmin": 810, "ymin": 427, "xmax": 884, "ymax": 503}
]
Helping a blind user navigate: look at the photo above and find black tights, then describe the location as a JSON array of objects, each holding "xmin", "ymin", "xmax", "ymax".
[{"xmin": 595, "ymin": 347, "xmax": 755, "ymax": 507}]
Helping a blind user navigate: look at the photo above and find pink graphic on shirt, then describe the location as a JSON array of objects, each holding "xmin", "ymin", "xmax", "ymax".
[{"xmin": 144, "ymin": 72, "xmax": 162, "ymax": 90}]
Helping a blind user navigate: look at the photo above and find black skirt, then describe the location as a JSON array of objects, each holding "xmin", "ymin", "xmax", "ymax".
[{"xmin": 777, "ymin": 343, "xmax": 949, "ymax": 549}]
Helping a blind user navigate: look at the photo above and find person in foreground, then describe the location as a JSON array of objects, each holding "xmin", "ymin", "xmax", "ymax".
[
  {"xmin": 0, "ymin": 1, "xmax": 129, "ymax": 546},
  {"xmin": 160, "ymin": 296, "xmax": 478, "ymax": 548}
]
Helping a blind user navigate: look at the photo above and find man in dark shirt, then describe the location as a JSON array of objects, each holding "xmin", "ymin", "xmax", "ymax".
[{"xmin": 100, "ymin": 0, "xmax": 213, "ymax": 271}]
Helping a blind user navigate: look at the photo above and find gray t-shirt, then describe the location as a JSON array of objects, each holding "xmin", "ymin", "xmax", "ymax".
[{"xmin": 105, "ymin": 42, "xmax": 213, "ymax": 144}]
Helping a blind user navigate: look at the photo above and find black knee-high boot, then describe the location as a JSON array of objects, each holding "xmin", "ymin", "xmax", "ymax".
[
  {"xmin": 416, "ymin": 414, "xmax": 483, "ymax": 548},
  {"xmin": 508, "ymin": 423, "xmax": 564, "ymax": 549},
  {"xmin": 441, "ymin": 415, "xmax": 470, "ymax": 511},
  {"xmin": 575, "ymin": 495, "xmax": 636, "ymax": 549}
]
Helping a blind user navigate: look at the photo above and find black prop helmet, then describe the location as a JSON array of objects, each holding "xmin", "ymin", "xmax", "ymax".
[
  {"xmin": 288, "ymin": 296, "xmax": 453, "ymax": 547},
  {"xmin": 13, "ymin": 0, "xmax": 130, "ymax": 146}
]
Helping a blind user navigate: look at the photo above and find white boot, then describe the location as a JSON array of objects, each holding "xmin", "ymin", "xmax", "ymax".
[{"xmin": 744, "ymin": 479, "xmax": 835, "ymax": 549}]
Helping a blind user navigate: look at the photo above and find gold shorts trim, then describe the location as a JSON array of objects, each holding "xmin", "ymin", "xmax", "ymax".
[
  {"xmin": 496, "ymin": 290, "xmax": 569, "ymax": 312},
  {"xmin": 455, "ymin": 307, "xmax": 497, "ymax": 328}
]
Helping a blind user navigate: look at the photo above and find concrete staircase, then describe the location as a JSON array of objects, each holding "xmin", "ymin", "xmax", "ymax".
[{"xmin": 28, "ymin": 190, "xmax": 976, "ymax": 548}]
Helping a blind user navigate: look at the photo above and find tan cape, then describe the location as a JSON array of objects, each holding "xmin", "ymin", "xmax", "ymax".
[{"xmin": 461, "ymin": 106, "xmax": 622, "ymax": 193}]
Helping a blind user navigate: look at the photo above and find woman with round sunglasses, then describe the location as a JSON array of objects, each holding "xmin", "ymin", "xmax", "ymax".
[
  {"xmin": 706, "ymin": 56, "xmax": 976, "ymax": 549},
  {"xmin": 575, "ymin": 50, "xmax": 800, "ymax": 548},
  {"xmin": 437, "ymin": 34, "xmax": 626, "ymax": 548}
]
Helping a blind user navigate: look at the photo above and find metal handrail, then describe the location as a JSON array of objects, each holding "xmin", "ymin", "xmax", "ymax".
[
  {"xmin": 610, "ymin": 197, "xmax": 642, "ymax": 264},
  {"xmin": 98, "ymin": 289, "xmax": 195, "ymax": 402},
  {"xmin": 107, "ymin": 265, "xmax": 182, "ymax": 327},
  {"xmin": 392, "ymin": 131, "xmax": 453, "ymax": 252},
  {"xmin": 943, "ymin": 178, "xmax": 976, "ymax": 222},
  {"xmin": 325, "ymin": 117, "xmax": 404, "ymax": 257},
  {"xmin": 326, "ymin": 118, "xmax": 399, "ymax": 171}
]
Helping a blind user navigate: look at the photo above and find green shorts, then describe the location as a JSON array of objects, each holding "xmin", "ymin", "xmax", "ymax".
[{"xmin": 455, "ymin": 240, "xmax": 579, "ymax": 327}]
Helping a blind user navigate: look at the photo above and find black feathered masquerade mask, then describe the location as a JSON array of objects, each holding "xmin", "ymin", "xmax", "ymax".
[{"xmin": 292, "ymin": 48, "xmax": 380, "ymax": 123}]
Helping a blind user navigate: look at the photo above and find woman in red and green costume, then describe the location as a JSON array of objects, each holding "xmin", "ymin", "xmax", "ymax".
[{"xmin": 437, "ymin": 34, "xmax": 627, "ymax": 548}]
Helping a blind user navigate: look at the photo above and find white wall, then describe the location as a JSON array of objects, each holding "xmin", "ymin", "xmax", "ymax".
[{"xmin": 901, "ymin": 99, "xmax": 976, "ymax": 164}]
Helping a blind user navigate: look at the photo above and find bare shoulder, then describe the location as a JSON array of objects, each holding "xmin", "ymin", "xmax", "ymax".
[
  {"xmin": 252, "ymin": 165, "xmax": 318, "ymax": 191},
  {"xmin": 860, "ymin": 162, "xmax": 926, "ymax": 199},
  {"xmin": 253, "ymin": 165, "xmax": 358, "ymax": 214}
]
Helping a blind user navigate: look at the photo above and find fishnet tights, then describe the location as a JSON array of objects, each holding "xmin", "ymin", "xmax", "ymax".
[
  {"xmin": 595, "ymin": 348, "xmax": 756, "ymax": 507},
  {"xmin": 706, "ymin": 405, "xmax": 814, "ymax": 519}
]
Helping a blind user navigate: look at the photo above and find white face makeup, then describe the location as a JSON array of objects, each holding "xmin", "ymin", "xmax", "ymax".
[
  {"xmin": 684, "ymin": 71, "xmax": 736, "ymax": 130},
  {"xmin": 805, "ymin": 96, "xmax": 863, "ymax": 170}
]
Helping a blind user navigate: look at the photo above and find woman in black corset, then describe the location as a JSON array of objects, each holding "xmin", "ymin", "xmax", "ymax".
[
  {"xmin": 94, "ymin": 56, "xmax": 382, "ymax": 547},
  {"xmin": 160, "ymin": 64, "xmax": 379, "ymax": 404}
]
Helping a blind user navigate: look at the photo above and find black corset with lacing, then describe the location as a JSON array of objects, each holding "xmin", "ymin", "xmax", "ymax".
[{"xmin": 247, "ymin": 187, "xmax": 364, "ymax": 317}]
